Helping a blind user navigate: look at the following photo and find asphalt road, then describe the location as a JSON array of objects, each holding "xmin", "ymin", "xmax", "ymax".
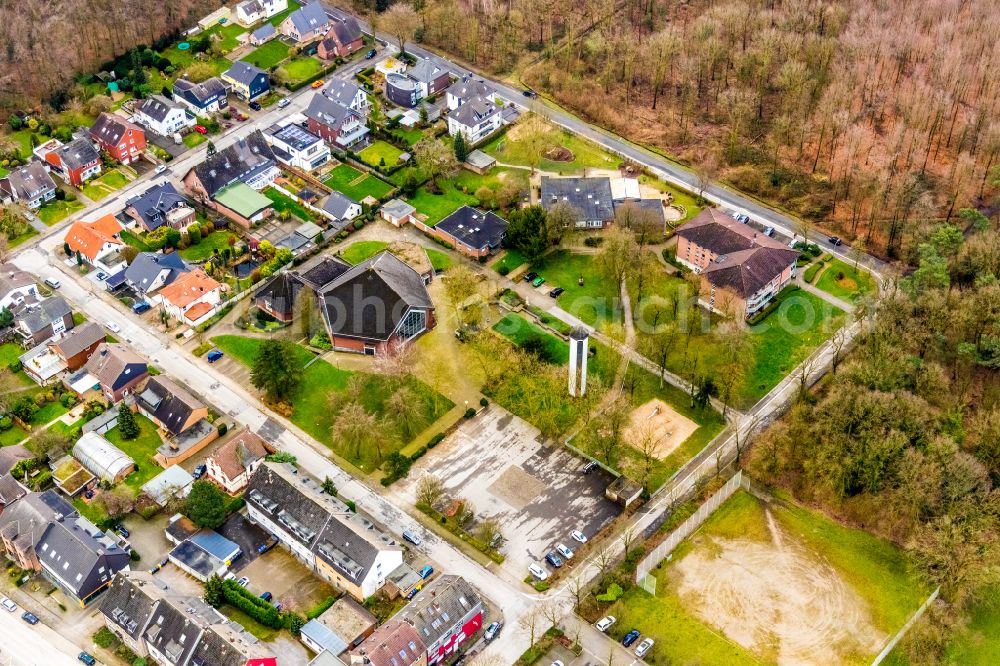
[{"xmin": 0, "ymin": 603, "xmax": 91, "ymax": 666}]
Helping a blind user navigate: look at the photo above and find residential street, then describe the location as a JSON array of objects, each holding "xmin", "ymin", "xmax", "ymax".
[{"xmin": 0, "ymin": 606, "xmax": 91, "ymax": 666}]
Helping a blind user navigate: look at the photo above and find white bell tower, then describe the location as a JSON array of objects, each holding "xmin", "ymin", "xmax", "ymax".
[{"xmin": 568, "ymin": 326, "xmax": 589, "ymax": 397}]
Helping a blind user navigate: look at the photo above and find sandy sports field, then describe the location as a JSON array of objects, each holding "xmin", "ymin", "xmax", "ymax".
[
  {"xmin": 674, "ymin": 505, "xmax": 887, "ymax": 665},
  {"xmin": 624, "ymin": 398, "xmax": 699, "ymax": 459}
]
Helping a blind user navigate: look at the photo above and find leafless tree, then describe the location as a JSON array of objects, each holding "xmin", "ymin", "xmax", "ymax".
[
  {"xmin": 518, "ymin": 605, "xmax": 542, "ymax": 646},
  {"xmin": 380, "ymin": 3, "xmax": 421, "ymax": 53},
  {"xmin": 474, "ymin": 519, "xmax": 501, "ymax": 548},
  {"xmin": 621, "ymin": 526, "xmax": 638, "ymax": 558}
]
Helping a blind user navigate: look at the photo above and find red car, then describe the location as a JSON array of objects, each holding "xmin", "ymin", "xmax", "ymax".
[{"xmin": 194, "ymin": 125, "xmax": 208, "ymax": 134}]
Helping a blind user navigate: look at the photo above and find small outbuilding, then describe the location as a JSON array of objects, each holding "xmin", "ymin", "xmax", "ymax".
[
  {"xmin": 605, "ymin": 475, "xmax": 643, "ymax": 507},
  {"xmin": 141, "ymin": 465, "xmax": 195, "ymax": 506},
  {"xmin": 72, "ymin": 431, "xmax": 136, "ymax": 483}
]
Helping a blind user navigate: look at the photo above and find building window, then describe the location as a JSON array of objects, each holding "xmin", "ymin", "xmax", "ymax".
[{"xmin": 397, "ymin": 309, "xmax": 427, "ymax": 340}]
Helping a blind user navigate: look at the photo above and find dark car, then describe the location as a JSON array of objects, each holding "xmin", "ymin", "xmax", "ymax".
[
  {"xmin": 260, "ymin": 591, "xmax": 272, "ymax": 602},
  {"xmin": 523, "ymin": 89, "xmax": 538, "ymax": 98},
  {"xmin": 622, "ymin": 630, "xmax": 641, "ymax": 647},
  {"xmin": 113, "ymin": 524, "xmax": 129, "ymax": 538},
  {"xmin": 582, "ymin": 460, "xmax": 598, "ymax": 474},
  {"xmin": 549, "ymin": 287, "xmax": 564, "ymax": 297},
  {"xmin": 192, "ymin": 464, "xmax": 207, "ymax": 479},
  {"xmin": 545, "ymin": 551, "xmax": 563, "ymax": 568},
  {"xmin": 523, "ymin": 271, "xmax": 538, "ymax": 282},
  {"xmin": 828, "ymin": 236, "xmax": 843, "ymax": 246},
  {"xmin": 366, "ymin": 49, "xmax": 377, "ymax": 59},
  {"xmin": 21, "ymin": 611, "xmax": 39, "ymax": 625},
  {"xmin": 78, "ymin": 653, "xmax": 96, "ymax": 666},
  {"xmin": 249, "ymin": 101, "xmax": 262, "ymax": 111}
]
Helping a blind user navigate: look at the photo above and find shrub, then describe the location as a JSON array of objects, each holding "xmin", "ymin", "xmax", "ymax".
[
  {"xmin": 8, "ymin": 359, "xmax": 21, "ymax": 372},
  {"xmin": 0, "ymin": 417, "xmax": 11, "ymax": 431},
  {"xmin": 129, "ymin": 549, "xmax": 141, "ymax": 561},
  {"xmin": 496, "ymin": 264, "xmax": 510, "ymax": 276},
  {"xmin": 222, "ymin": 580, "xmax": 282, "ymax": 628},
  {"xmin": 427, "ymin": 433, "xmax": 445, "ymax": 448},
  {"xmin": 217, "ymin": 422, "xmax": 228, "ymax": 436},
  {"xmin": 345, "ymin": 500, "xmax": 356, "ymax": 512},
  {"xmin": 479, "ymin": 397, "xmax": 488, "ymax": 407},
  {"xmin": 464, "ymin": 408, "xmax": 476, "ymax": 418},
  {"xmin": 93, "ymin": 627, "xmax": 117, "ymax": 649},
  {"xmin": 584, "ymin": 236, "xmax": 604, "ymax": 247}
]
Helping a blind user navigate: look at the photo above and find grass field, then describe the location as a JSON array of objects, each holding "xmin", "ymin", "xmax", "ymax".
[
  {"xmin": 183, "ymin": 132, "xmax": 207, "ymax": 148},
  {"xmin": 0, "ymin": 166, "xmax": 8, "ymax": 178},
  {"xmin": 278, "ymin": 56, "xmax": 323, "ymax": 84},
  {"xmin": 493, "ymin": 312, "xmax": 569, "ymax": 364},
  {"xmin": 178, "ymin": 231, "xmax": 235, "ymax": 262},
  {"xmin": 532, "ymin": 251, "xmax": 620, "ymax": 330},
  {"xmin": 268, "ymin": 0, "xmax": 300, "ymax": 25},
  {"xmin": 37, "ymin": 199, "xmax": 84, "ymax": 225},
  {"xmin": 82, "ymin": 169, "xmax": 130, "ymax": 201},
  {"xmin": 491, "ymin": 249, "xmax": 527, "ymax": 274},
  {"xmin": 390, "ymin": 127, "xmax": 424, "ymax": 146},
  {"xmin": 207, "ymin": 23, "xmax": 247, "ymax": 52},
  {"xmin": 408, "ymin": 181, "xmax": 477, "ymax": 226},
  {"xmin": 323, "ymin": 163, "xmax": 393, "ymax": 200},
  {"xmin": 340, "ymin": 240, "xmax": 388, "ymax": 265},
  {"xmin": 359, "ymin": 140, "xmax": 405, "ymax": 168},
  {"xmin": 815, "ymin": 258, "xmax": 875, "ymax": 301},
  {"xmin": 120, "ymin": 229, "xmax": 152, "ymax": 251},
  {"xmin": 263, "ymin": 188, "xmax": 312, "ymax": 221},
  {"xmin": 453, "ymin": 166, "xmax": 531, "ymax": 198},
  {"xmin": 8, "ymin": 130, "xmax": 33, "ymax": 158},
  {"xmin": 210, "ymin": 336, "xmax": 453, "ymax": 472},
  {"xmin": 244, "ymin": 40, "xmax": 291, "ymax": 69},
  {"xmin": 104, "ymin": 413, "xmax": 164, "ymax": 492},
  {"xmin": 640, "ymin": 175, "xmax": 705, "ymax": 224},
  {"xmin": 608, "ymin": 490, "xmax": 927, "ymax": 665},
  {"xmin": 480, "ymin": 120, "xmax": 619, "ymax": 174},
  {"xmin": 425, "ymin": 248, "xmax": 452, "ymax": 272}
]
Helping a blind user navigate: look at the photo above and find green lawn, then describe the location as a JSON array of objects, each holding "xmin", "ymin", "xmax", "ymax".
[
  {"xmin": 263, "ymin": 188, "xmax": 312, "ymax": 221},
  {"xmin": 323, "ymin": 164, "xmax": 394, "ymax": 201},
  {"xmin": 493, "ymin": 313, "xmax": 569, "ymax": 364},
  {"xmin": 341, "ymin": 241, "xmax": 388, "ymax": 265},
  {"xmin": 532, "ymin": 251, "xmax": 620, "ymax": 330},
  {"xmin": 210, "ymin": 336, "xmax": 453, "ymax": 472},
  {"xmin": 104, "ymin": 413, "xmax": 164, "ymax": 492},
  {"xmin": 9, "ymin": 130, "xmax": 33, "ymax": 158},
  {"xmin": 179, "ymin": 231, "xmax": 236, "ymax": 262},
  {"xmin": 32, "ymin": 399, "xmax": 72, "ymax": 426},
  {"xmin": 609, "ymin": 490, "xmax": 926, "ymax": 665},
  {"xmin": 358, "ymin": 140, "xmax": 405, "ymax": 168},
  {"xmin": 408, "ymin": 180, "xmax": 477, "ymax": 226},
  {"xmin": 120, "ymin": 229, "xmax": 152, "ymax": 251},
  {"xmin": 390, "ymin": 128, "xmax": 424, "ymax": 146},
  {"xmin": 640, "ymin": 175, "xmax": 704, "ymax": 224},
  {"xmin": 480, "ymin": 121, "xmax": 619, "ymax": 174},
  {"xmin": 207, "ymin": 23, "xmax": 247, "ymax": 51},
  {"xmin": 815, "ymin": 258, "xmax": 875, "ymax": 302},
  {"xmin": 491, "ymin": 249, "xmax": 527, "ymax": 274},
  {"xmin": 425, "ymin": 248, "xmax": 452, "ymax": 272},
  {"xmin": 268, "ymin": 0, "xmax": 300, "ymax": 25},
  {"xmin": 37, "ymin": 199, "xmax": 84, "ymax": 225},
  {"xmin": 244, "ymin": 40, "xmax": 291, "ymax": 69},
  {"xmin": 0, "ymin": 166, "xmax": 8, "ymax": 178},
  {"xmin": 183, "ymin": 132, "xmax": 207, "ymax": 148},
  {"xmin": 0, "ymin": 342, "xmax": 24, "ymax": 366},
  {"xmin": 9, "ymin": 227, "xmax": 38, "ymax": 248},
  {"xmin": 452, "ymin": 166, "xmax": 531, "ymax": 198},
  {"xmin": 278, "ymin": 56, "xmax": 323, "ymax": 84},
  {"xmin": 929, "ymin": 591, "xmax": 1000, "ymax": 665},
  {"xmin": 221, "ymin": 606, "xmax": 280, "ymax": 642},
  {"xmin": 82, "ymin": 170, "xmax": 130, "ymax": 201}
]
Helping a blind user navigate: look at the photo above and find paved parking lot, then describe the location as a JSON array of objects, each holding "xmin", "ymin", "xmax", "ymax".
[
  {"xmin": 235, "ymin": 547, "xmax": 337, "ymax": 614},
  {"xmin": 396, "ymin": 407, "xmax": 620, "ymax": 580},
  {"xmin": 217, "ymin": 512, "xmax": 272, "ymax": 573}
]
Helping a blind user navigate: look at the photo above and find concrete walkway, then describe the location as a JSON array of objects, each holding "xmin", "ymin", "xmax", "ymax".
[{"xmin": 795, "ymin": 268, "xmax": 856, "ymax": 313}]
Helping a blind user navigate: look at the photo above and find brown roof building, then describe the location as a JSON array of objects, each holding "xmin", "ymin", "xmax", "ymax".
[
  {"xmin": 675, "ymin": 208, "xmax": 800, "ymax": 318},
  {"xmin": 83, "ymin": 343, "xmax": 148, "ymax": 402},
  {"xmin": 205, "ymin": 430, "xmax": 272, "ymax": 494},
  {"xmin": 351, "ymin": 620, "xmax": 426, "ymax": 666}
]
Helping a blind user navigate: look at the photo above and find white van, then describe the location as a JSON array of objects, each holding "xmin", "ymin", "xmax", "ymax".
[
  {"xmin": 528, "ymin": 563, "xmax": 548, "ymax": 580},
  {"xmin": 44, "ymin": 277, "xmax": 61, "ymax": 289}
]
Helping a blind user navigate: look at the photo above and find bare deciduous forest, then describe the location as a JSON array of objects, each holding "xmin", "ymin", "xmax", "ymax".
[
  {"xmin": 381, "ymin": 0, "xmax": 1000, "ymax": 257},
  {"xmin": 0, "ymin": 0, "xmax": 218, "ymax": 110}
]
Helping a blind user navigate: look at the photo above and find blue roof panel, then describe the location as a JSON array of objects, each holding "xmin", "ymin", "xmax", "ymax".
[{"xmin": 189, "ymin": 530, "xmax": 241, "ymax": 561}]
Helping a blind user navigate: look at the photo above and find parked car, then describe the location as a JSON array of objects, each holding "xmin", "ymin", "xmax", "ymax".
[
  {"xmin": 113, "ymin": 523, "xmax": 129, "ymax": 538},
  {"xmin": 78, "ymin": 653, "xmax": 96, "ymax": 666},
  {"xmin": 249, "ymin": 101, "xmax": 262, "ymax": 111},
  {"xmin": 105, "ymin": 321, "xmax": 121, "ymax": 333},
  {"xmin": 311, "ymin": 79, "xmax": 325, "ymax": 89},
  {"xmin": 207, "ymin": 349, "xmax": 224, "ymax": 363},
  {"xmin": 192, "ymin": 464, "xmax": 207, "ymax": 479},
  {"xmin": 44, "ymin": 277, "xmax": 61, "ymax": 289},
  {"xmin": 523, "ymin": 89, "xmax": 538, "ymax": 98},
  {"xmin": 260, "ymin": 591, "xmax": 272, "ymax": 602},
  {"xmin": 635, "ymin": 638, "xmax": 655, "ymax": 658},
  {"xmin": 366, "ymin": 49, "xmax": 377, "ymax": 59},
  {"xmin": 528, "ymin": 563, "xmax": 548, "ymax": 580},
  {"xmin": 1, "ymin": 597, "xmax": 17, "ymax": 612},
  {"xmin": 571, "ymin": 529, "xmax": 587, "ymax": 543},
  {"xmin": 154, "ymin": 164, "xmax": 168, "ymax": 174},
  {"xmin": 764, "ymin": 226, "xmax": 775, "ymax": 237},
  {"xmin": 277, "ymin": 98, "xmax": 291, "ymax": 108},
  {"xmin": 194, "ymin": 125, "xmax": 208, "ymax": 134},
  {"xmin": 21, "ymin": 611, "xmax": 39, "ymax": 625},
  {"xmin": 402, "ymin": 529, "xmax": 422, "ymax": 546},
  {"xmin": 549, "ymin": 287, "xmax": 564, "ymax": 297},
  {"xmin": 132, "ymin": 301, "xmax": 151, "ymax": 314},
  {"xmin": 551, "ymin": 662, "xmax": 563, "ymax": 666},
  {"xmin": 532, "ymin": 276, "xmax": 545, "ymax": 287},
  {"xmin": 229, "ymin": 106, "xmax": 238, "ymax": 114},
  {"xmin": 582, "ymin": 461, "xmax": 598, "ymax": 474},
  {"xmin": 223, "ymin": 122, "xmax": 233, "ymax": 129},
  {"xmin": 418, "ymin": 565, "xmax": 434, "ymax": 579},
  {"xmin": 95, "ymin": 272, "xmax": 108, "ymax": 281},
  {"xmin": 523, "ymin": 271, "xmax": 538, "ymax": 282},
  {"xmin": 237, "ymin": 576, "xmax": 250, "ymax": 587},
  {"xmin": 484, "ymin": 620, "xmax": 503, "ymax": 641},
  {"xmin": 828, "ymin": 236, "xmax": 843, "ymax": 246},
  {"xmin": 622, "ymin": 629, "xmax": 641, "ymax": 647},
  {"xmin": 595, "ymin": 616, "xmax": 616, "ymax": 632},
  {"xmin": 544, "ymin": 551, "xmax": 563, "ymax": 568},
  {"xmin": 555, "ymin": 543, "xmax": 574, "ymax": 559}
]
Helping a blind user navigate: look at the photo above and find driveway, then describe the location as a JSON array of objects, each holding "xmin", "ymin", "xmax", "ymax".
[
  {"xmin": 234, "ymin": 547, "xmax": 337, "ymax": 614},
  {"xmin": 391, "ymin": 407, "xmax": 621, "ymax": 582},
  {"xmin": 216, "ymin": 511, "xmax": 272, "ymax": 573}
]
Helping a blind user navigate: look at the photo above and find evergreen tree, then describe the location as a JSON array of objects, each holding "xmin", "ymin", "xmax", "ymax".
[
  {"xmin": 251, "ymin": 339, "xmax": 303, "ymax": 402},
  {"xmin": 203, "ymin": 574, "xmax": 224, "ymax": 608},
  {"xmin": 117, "ymin": 406, "xmax": 140, "ymax": 440},
  {"xmin": 185, "ymin": 480, "xmax": 229, "ymax": 528},
  {"xmin": 453, "ymin": 132, "xmax": 468, "ymax": 163}
]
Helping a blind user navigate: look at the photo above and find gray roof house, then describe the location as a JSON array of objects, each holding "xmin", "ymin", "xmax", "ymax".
[
  {"xmin": 184, "ymin": 130, "xmax": 278, "ymax": 199},
  {"xmin": 172, "ymin": 77, "xmax": 228, "ymax": 114},
  {"xmin": 54, "ymin": 138, "xmax": 100, "ymax": 173},
  {"xmin": 123, "ymin": 251, "xmax": 191, "ymax": 295},
  {"xmin": 0, "ymin": 490, "xmax": 130, "ymax": 606},
  {"xmin": 540, "ymin": 176, "xmax": 616, "ymax": 228},
  {"xmin": 124, "ymin": 182, "xmax": 195, "ymax": 232},
  {"xmin": 12, "ymin": 295, "xmax": 74, "ymax": 346},
  {"xmin": 281, "ymin": 2, "xmax": 332, "ymax": 42},
  {"xmin": 84, "ymin": 343, "xmax": 149, "ymax": 402},
  {"xmin": 250, "ymin": 23, "xmax": 278, "ymax": 45},
  {"xmin": 0, "ymin": 161, "xmax": 57, "ymax": 208},
  {"xmin": 0, "ymin": 445, "xmax": 33, "ymax": 476},
  {"xmin": 135, "ymin": 375, "xmax": 207, "ymax": 437},
  {"xmin": 221, "ymin": 61, "xmax": 270, "ymax": 101},
  {"xmin": 446, "ymin": 78, "xmax": 494, "ymax": 110},
  {"xmin": 321, "ymin": 79, "xmax": 369, "ymax": 114},
  {"xmin": 320, "ymin": 191, "xmax": 361, "ymax": 221},
  {"xmin": 435, "ymin": 206, "xmax": 507, "ymax": 257}
]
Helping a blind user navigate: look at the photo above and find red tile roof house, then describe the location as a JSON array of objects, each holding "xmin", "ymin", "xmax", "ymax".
[
  {"xmin": 317, "ymin": 16, "xmax": 364, "ymax": 60},
  {"xmin": 43, "ymin": 138, "xmax": 101, "ymax": 186},
  {"xmin": 675, "ymin": 208, "xmax": 801, "ymax": 318},
  {"xmin": 64, "ymin": 214, "xmax": 127, "ymax": 274},
  {"xmin": 351, "ymin": 620, "xmax": 427, "ymax": 666},
  {"xmin": 155, "ymin": 269, "xmax": 224, "ymax": 327},
  {"xmin": 205, "ymin": 430, "xmax": 272, "ymax": 494},
  {"xmin": 89, "ymin": 113, "xmax": 147, "ymax": 165}
]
